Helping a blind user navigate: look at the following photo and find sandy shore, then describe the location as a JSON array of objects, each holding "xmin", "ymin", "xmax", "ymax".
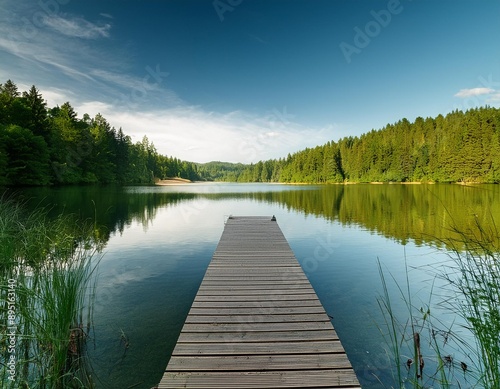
[{"xmin": 155, "ymin": 178, "xmax": 193, "ymax": 185}]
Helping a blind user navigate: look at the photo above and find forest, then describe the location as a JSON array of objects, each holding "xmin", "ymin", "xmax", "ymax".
[
  {"xmin": 0, "ymin": 80, "xmax": 203, "ymax": 186},
  {"xmin": 234, "ymin": 107, "xmax": 500, "ymax": 183},
  {"xmin": 1, "ymin": 80, "xmax": 500, "ymax": 186}
]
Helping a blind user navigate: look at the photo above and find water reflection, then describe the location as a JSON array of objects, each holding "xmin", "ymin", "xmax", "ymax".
[
  {"xmin": 17, "ymin": 184, "xmax": 500, "ymax": 252},
  {"xmin": 12, "ymin": 183, "xmax": 500, "ymax": 388}
]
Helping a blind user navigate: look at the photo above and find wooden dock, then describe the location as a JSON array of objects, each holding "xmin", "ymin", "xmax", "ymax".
[{"xmin": 157, "ymin": 216, "xmax": 360, "ymax": 388}]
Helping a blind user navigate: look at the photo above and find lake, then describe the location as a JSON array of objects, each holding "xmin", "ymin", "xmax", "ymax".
[{"xmin": 13, "ymin": 183, "xmax": 500, "ymax": 388}]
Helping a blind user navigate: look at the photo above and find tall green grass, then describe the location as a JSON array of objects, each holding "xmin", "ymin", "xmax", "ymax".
[
  {"xmin": 440, "ymin": 216, "xmax": 500, "ymax": 388},
  {"xmin": 377, "ymin": 259, "xmax": 455, "ymax": 388},
  {"xmin": 0, "ymin": 195, "xmax": 100, "ymax": 388},
  {"xmin": 378, "ymin": 215, "xmax": 500, "ymax": 388}
]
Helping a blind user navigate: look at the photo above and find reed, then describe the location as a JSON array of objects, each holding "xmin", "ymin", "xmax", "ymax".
[
  {"xmin": 378, "ymin": 214, "xmax": 500, "ymax": 388},
  {"xmin": 377, "ymin": 258, "xmax": 457, "ymax": 388},
  {"xmin": 439, "ymin": 215, "xmax": 500, "ymax": 388},
  {"xmin": 0, "ymin": 195, "xmax": 99, "ymax": 388}
]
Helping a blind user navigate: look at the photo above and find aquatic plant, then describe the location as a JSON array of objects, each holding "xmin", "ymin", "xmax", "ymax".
[
  {"xmin": 377, "ymin": 258, "xmax": 455, "ymax": 388},
  {"xmin": 0, "ymin": 195, "xmax": 100, "ymax": 388},
  {"xmin": 439, "ymin": 215, "xmax": 500, "ymax": 388},
  {"xmin": 378, "ymin": 214, "xmax": 500, "ymax": 388}
]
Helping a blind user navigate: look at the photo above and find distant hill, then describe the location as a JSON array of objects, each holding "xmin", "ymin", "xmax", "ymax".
[{"xmin": 196, "ymin": 161, "xmax": 247, "ymax": 182}]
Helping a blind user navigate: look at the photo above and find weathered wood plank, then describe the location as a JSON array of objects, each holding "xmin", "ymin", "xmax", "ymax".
[
  {"xmin": 188, "ymin": 306, "xmax": 327, "ymax": 315},
  {"xmin": 195, "ymin": 288, "xmax": 318, "ymax": 296},
  {"xmin": 191, "ymin": 299, "xmax": 323, "ymax": 308},
  {"xmin": 201, "ymin": 279, "xmax": 311, "ymax": 288},
  {"xmin": 181, "ymin": 321, "xmax": 335, "ymax": 332},
  {"xmin": 159, "ymin": 370, "xmax": 361, "ymax": 388},
  {"xmin": 171, "ymin": 340, "xmax": 347, "ymax": 355},
  {"xmin": 166, "ymin": 353, "xmax": 352, "ymax": 370},
  {"xmin": 177, "ymin": 329, "xmax": 339, "ymax": 343},
  {"xmin": 193, "ymin": 294, "xmax": 320, "ymax": 302},
  {"xmin": 185, "ymin": 313, "xmax": 331, "ymax": 324},
  {"xmin": 157, "ymin": 217, "xmax": 360, "ymax": 388},
  {"xmin": 199, "ymin": 283, "xmax": 315, "ymax": 289}
]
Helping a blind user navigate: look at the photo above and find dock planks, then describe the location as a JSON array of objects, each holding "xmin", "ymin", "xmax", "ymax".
[{"xmin": 157, "ymin": 216, "xmax": 360, "ymax": 388}]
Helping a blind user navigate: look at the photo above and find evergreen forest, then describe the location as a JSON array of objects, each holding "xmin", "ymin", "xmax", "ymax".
[
  {"xmin": 235, "ymin": 107, "xmax": 500, "ymax": 184},
  {"xmin": 1, "ymin": 80, "xmax": 500, "ymax": 186},
  {"xmin": 0, "ymin": 80, "xmax": 203, "ymax": 186}
]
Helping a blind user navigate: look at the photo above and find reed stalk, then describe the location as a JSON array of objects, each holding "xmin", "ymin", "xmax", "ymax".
[
  {"xmin": 439, "ymin": 215, "xmax": 500, "ymax": 388},
  {"xmin": 378, "ymin": 213, "xmax": 500, "ymax": 388},
  {"xmin": 377, "ymin": 258, "xmax": 454, "ymax": 388},
  {"xmin": 0, "ymin": 195, "xmax": 99, "ymax": 388}
]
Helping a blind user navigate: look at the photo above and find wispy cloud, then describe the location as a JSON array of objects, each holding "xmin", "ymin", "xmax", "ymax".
[
  {"xmin": 0, "ymin": 0, "xmax": 336, "ymax": 164},
  {"xmin": 454, "ymin": 87, "xmax": 495, "ymax": 98},
  {"xmin": 91, "ymin": 69, "xmax": 159, "ymax": 92},
  {"xmin": 0, "ymin": 0, "xmax": 164, "ymax": 107},
  {"xmin": 247, "ymin": 34, "xmax": 269, "ymax": 45},
  {"xmin": 487, "ymin": 93, "xmax": 500, "ymax": 103},
  {"xmin": 0, "ymin": 3, "xmax": 108, "ymax": 84},
  {"xmin": 41, "ymin": 14, "xmax": 111, "ymax": 39}
]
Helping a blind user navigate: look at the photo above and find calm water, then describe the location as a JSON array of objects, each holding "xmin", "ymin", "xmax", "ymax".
[{"xmin": 14, "ymin": 183, "xmax": 500, "ymax": 388}]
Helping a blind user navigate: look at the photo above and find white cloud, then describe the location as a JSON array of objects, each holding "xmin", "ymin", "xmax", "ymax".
[
  {"xmin": 75, "ymin": 102, "xmax": 335, "ymax": 164},
  {"xmin": 38, "ymin": 87, "xmax": 76, "ymax": 107},
  {"xmin": 91, "ymin": 69, "xmax": 158, "ymax": 91},
  {"xmin": 41, "ymin": 15, "xmax": 111, "ymax": 39},
  {"xmin": 487, "ymin": 93, "xmax": 500, "ymax": 103},
  {"xmin": 78, "ymin": 100, "xmax": 113, "ymax": 114},
  {"xmin": 0, "ymin": 15, "xmax": 102, "ymax": 85},
  {"xmin": 89, "ymin": 68, "xmax": 180, "ymax": 107},
  {"xmin": 0, "ymin": 0, "xmax": 337, "ymax": 165},
  {"xmin": 454, "ymin": 87, "xmax": 495, "ymax": 98}
]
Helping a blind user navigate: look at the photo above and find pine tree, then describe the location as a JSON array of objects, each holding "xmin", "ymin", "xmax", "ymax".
[{"xmin": 22, "ymin": 85, "xmax": 48, "ymax": 139}]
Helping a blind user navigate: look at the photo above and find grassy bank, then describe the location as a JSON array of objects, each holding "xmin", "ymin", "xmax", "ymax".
[{"xmin": 0, "ymin": 196, "xmax": 100, "ymax": 388}]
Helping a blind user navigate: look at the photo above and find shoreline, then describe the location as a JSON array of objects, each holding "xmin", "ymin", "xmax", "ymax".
[
  {"xmin": 155, "ymin": 178, "xmax": 193, "ymax": 185},
  {"xmin": 153, "ymin": 179, "xmax": 493, "ymax": 186}
]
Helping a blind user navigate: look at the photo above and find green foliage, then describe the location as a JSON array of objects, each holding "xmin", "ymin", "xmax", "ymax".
[
  {"xmin": 0, "ymin": 196, "xmax": 99, "ymax": 388},
  {"xmin": 377, "ymin": 260, "xmax": 456, "ymax": 388},
  {"xmin": 22, "ymin": 85, "xmax": 49, "ymax": 140},
  {"xmin": 2, "ymin": 80, "xmax": 499, "ymax": 186},
  {"xmin": 378, "ymin": 216, "xmax": 500, "ymax": 388},
  {"xmin": 440, "ymin": 217, "xmax": 500, "ymax": 388},
  {"xmin": 0, "ymin": 80, "xmax": 203, "ymax": 186},
  {"xmin": 183, "ymin": 161, "xmax": 245, "ymax": 182},
  {"xmin": 235, "ymin": 108, "xmax": 500, "ymax": 184},
  {"xmin": 0, "ymin": 124, "xmax": 51, "ymax": 185}
]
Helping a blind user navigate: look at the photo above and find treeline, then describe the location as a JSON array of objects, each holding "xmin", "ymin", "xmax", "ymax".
[
  {"xmin": 235, "ymin": 107, "xmax": 500, "ymax": 184},
  {"xmin": 0, "ymin": 80, "xmax": 203, "ymax": 186},
  {"xmin": 196, "ymin": 161, "xmax": 247, "ymax": 181},
  {"xmin": 4, "ymin": 80, "xmax": 500, "ymax": 186}
]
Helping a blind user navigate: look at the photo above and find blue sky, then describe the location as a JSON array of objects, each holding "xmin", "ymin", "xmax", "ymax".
[{"xmin": 1, "ymin": 0, "xmax": 499, "ymax": 163}]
